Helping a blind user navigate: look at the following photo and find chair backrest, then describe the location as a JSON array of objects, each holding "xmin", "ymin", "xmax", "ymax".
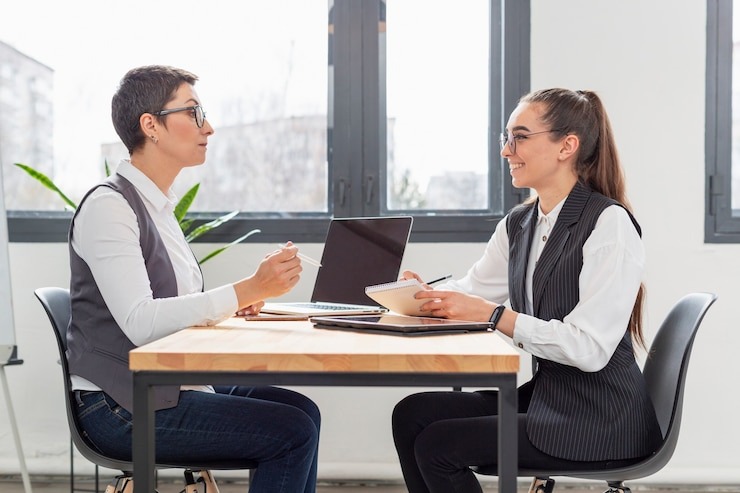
[
  {"xmin": 34, "ymin": 286, "xmax": 134, "ymax": 472},
  {"xmin": 34, "ymin": 286, "xmax": 256, "ymax": 474},
  {"xmin": 36, "ymin": 287, "xmax": 72, "ymax": 352},
  {"xmin": 563, "ymin": 291, "xmax": 718, "ymax": 482},
  {"xmin": 642, "ymin": 292, "xmax": 717, "ymax": 454},
  {"xmin": 489, "ymin": 291, "xmax": 718, "ymax": 483}
]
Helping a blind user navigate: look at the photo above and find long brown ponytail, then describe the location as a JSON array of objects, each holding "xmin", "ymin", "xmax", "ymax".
[{"xmin": 520, "ymin": 88, "xmax": 646, "ymax": 349}]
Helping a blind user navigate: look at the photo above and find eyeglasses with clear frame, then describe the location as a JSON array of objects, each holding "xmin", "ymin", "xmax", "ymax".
[
  {"xmin": 153, "ymin": 104, "xmax": 206, "ymax": 128},
  {"xmin": 499, "ymin": 129, "xmax": 559, "ymax": 155}
]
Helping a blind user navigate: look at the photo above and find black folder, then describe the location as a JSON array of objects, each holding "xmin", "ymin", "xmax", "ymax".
[{"xmin": 310, "ymin": 314, "xmax": 492, "ymax": 337}]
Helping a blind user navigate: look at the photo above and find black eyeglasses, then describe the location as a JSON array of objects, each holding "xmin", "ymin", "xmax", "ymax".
[
  {"xmin": 153, "ymin": 104, "xmax": 206, "ymax": 128},
  {"xmin": 499, "ymin": 129, "xmax": 559, "ymax": 154}
]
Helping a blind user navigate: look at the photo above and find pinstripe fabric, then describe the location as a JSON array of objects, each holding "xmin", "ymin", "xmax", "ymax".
[{"xmin": 506, "ymin": 182, "xmax": 661, "ymax": 461}]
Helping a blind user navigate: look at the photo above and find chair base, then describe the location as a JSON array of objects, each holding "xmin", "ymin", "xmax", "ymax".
[
  {"xmin": 105, "ymin": 475, "xmax": 133, "ymax": 493},
  {"xmin": 605, "ymin": 483, "xmax": 631, "ymax": 493},
  {"xmin": 526, "ymin": 477, "xmax": 632, "ymax": 493},
  {"xmin": 528, "ymin": 477, "xmax": 555, "ymax": 493},
  {"xmin": 183, "ymin": 469, "xmax": 220, "ymax": 493},
  {"xmin": 103, "ymin": 470, "xmax": 220, "ymax": 493}
]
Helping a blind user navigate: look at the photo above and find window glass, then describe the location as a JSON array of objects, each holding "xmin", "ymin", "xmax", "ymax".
[
  {"xmin": 0, "ymin": 0, "xmax": 327, "ymax": 212},
  {"xmin": 1, "ymin": 0, "xmax": 529, "ymax": 244},
  {"xmin": 733, "ymin": 6, "xmax": 740, "ymax": 211},
  {"xmin": 385, "ymin": 0, "xmax": 490, "ymax": 211}
]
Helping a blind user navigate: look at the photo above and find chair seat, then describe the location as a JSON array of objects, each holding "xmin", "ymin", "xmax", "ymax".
[
  {"xmin": 472, "ymin": 292, "xmax": 717, "ymax": 492},
  {"xmin": 34, "ymin": 286, "xmax": 256, "ymax": 490}
]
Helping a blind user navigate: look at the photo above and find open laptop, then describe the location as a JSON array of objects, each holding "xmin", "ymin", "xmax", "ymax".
[
  {"xmin": 310, "ymin": 314, "xmax": 493, "ymax": 336},
  {"xmin": 261, "ymin": 216, "xmax": 413, "ymax": 317}
]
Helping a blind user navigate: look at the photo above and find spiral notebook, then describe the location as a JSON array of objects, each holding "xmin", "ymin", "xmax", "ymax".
[
  {"xmin": 261, "ymin": 216, "xmax": 413, "ymax": 317},
  {"xmin": 365, "ymin": 278, "xmax": 433, "ymax": 316}
]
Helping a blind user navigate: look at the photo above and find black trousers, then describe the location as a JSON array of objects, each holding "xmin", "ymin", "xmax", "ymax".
[{"xmin": 391, "ymin": 388, "xmax": 637, "ymax": 493}]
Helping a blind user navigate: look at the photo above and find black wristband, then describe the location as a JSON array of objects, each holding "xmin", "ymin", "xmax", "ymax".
[{"xmin": 488, "ymin": 304, "xmax": 505, "ymax": 330}]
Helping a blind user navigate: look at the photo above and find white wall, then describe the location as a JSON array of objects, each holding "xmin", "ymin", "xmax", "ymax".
[{"xmin": 1, "ymin": 0, "xmax": 738, "ymax": 485}]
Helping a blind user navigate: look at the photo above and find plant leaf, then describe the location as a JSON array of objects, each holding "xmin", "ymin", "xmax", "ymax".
[
  {"xmin": 14, "ymin": 162, "xmax": 78, "ymax": 210},
  {"xmin": 175, "ymin": 184, "xmax": 199, "ymax": 224},
  {"xmin": 198, "ymin": 228, "xmax": 261, "ymax": 264},
  {"xmin": 185, "ymin": 210, "xmax": 240, "ymax": 242},
  {"xmin": 15, "ymin": 160, "xmax": 257, "ymax": 263},
  {"xmin": 179, "ymin": 218, "xmax": 195, "ymax": 234}
]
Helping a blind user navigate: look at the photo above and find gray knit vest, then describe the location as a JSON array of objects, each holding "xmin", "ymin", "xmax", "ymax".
[{"xmin": 67, "ymin": 173, "xmax": 180, "ymax": 413}]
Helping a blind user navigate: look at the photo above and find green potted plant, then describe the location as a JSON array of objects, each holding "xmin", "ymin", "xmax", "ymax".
[{"xmin": 14, "ymin": 162, "xmax": 259, "ymax": 264}]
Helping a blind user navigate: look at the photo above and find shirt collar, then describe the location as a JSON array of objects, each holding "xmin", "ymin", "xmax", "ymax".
[
  {"xmin": 536, "ymin": 196, "xmax": 567, "ymax": 227},
  {"xmin": 115, "ymin": 159, "xmax": 178, "ymax": 213}
]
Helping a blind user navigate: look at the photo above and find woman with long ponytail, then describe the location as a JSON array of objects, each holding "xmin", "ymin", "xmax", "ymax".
[{"xmin": 392, "ymin": 88, "xmax": 660, "ymax": 493}]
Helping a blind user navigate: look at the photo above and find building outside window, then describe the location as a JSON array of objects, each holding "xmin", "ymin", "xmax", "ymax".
[{"xmin": 0, "ymin": 0, "xmax": 529, "ymax": 244}]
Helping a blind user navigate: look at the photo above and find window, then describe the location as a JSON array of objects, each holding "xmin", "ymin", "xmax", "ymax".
[
  {"xmin": 1, "ymin": 0, "xmax": 530, "ymax": 244},
  {"xmin": 385, "ymin": 1, "xmax": 490, "ymax": 212},
  {"xmin": 1, "ymin": 1, "xmax": 327, "ymax": 218},
  {"xmin": 706, "ymin": 0, "xmax": 740, "ymax": 241}
]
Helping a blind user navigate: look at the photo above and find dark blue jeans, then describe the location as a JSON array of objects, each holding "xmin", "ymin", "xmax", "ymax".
[{"xmin": 75, "ymin": 386, "xmax": 320, "ymax": 493}]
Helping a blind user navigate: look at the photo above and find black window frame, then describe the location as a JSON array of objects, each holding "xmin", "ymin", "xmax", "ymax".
[
  {"xmin": 7, "ymin": 0, "xmax": 530, "ymax": 244},
  {"xmin": 706, "ymin": 0, "xmax": 738, "ymax": 242}
]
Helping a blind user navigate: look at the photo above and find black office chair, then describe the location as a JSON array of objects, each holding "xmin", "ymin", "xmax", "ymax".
[
  {"xmin": 35, "ymin": 286, "xmax": 256, "ymax": 493},
  {"xmin": 474, "ymin": 292, "xmax": 718, "ymax": 493}
]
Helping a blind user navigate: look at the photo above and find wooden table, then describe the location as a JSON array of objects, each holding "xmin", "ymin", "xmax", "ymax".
[{"xmin": 130, "ymin": 319, "xmax": 520, "ymax": 493}]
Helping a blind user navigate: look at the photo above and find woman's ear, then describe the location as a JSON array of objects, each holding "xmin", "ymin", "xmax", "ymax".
[
  {"xmin": 140, "ymin": 113, "xmax": 159, "ymax": 142},
  {"xmin": 559, "ymin": 134, "xmax": 580, "ymax": 161}
]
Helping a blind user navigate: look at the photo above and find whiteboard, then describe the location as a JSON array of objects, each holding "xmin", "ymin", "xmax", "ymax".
[{"xmin": 0, "ymin": 164, "xmax": 16, "ymax": 365}]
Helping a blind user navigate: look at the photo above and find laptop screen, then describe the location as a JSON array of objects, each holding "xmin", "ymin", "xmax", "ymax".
[{"xmin": 311, "ymin": 216, "xmax": 413, "ymax": 306}]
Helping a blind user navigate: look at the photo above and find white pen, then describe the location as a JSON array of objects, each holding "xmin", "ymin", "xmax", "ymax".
[{"xmin": 278, "ymin": 243, "xmax": 323, "ymax": 267}]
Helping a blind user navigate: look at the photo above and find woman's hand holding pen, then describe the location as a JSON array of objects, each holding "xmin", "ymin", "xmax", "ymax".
[
  {"xmin": 401, "ymin": 270, "xmax": 422, "ymax": 281},
  {"xmin": 400, "ymin": 270, "xmax": 452, "ymax": 289},
  {"xmin": 233, "ymin": 242, "xmax": 303, "ymax": 312},
  {"xmin": 401, "ymin": 269, "xmax": 431, "ymax": 288},
  {"xmin": 257, "ymin": 242, "xmax": 303, "ymax": 294},
  {"xmin": 401, "ymin": 270, "xmax": 495, "ymax": 321}
]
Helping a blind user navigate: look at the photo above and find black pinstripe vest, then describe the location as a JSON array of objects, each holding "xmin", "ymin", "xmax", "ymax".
[
  {"xmin": 507, "ymin": 181, "xmax": 661, "ymax": 461},
  {"xmin": 67, "ymin": 173, "xmax": 181, "ymax": 414}
]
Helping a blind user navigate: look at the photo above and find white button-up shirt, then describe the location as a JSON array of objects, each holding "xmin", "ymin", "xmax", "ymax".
[
  {"xmin": 70, "ymin": 160, "xmax": 238, "ymax": 391},
  {"xmin": 440, "ymin": 199, "xmax": 645, "ymax": 372}
]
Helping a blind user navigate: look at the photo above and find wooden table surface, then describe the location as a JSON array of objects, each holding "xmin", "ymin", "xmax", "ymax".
[{"xmin": 129, "ymin": 318, "xmax": 520, "ymax": 374}]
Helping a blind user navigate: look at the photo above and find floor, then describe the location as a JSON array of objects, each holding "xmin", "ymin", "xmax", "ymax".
[{"xmin": 1, "ymin": 475, "xmax": 740, "ymax": 493}]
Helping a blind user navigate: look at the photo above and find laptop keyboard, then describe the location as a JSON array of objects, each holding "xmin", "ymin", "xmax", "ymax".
[{"xmin": 283, "ymin": 302, "xmax": 368, "ymax": 310}]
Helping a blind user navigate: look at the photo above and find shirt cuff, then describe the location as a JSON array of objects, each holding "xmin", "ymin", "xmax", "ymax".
[
  {"xmin": 511, "ymin": 312, "xmax": 539, "ymax": 350},
  {"xmin": 209, "ymin": 284, "xmax": 240, "ymax": 318}
]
